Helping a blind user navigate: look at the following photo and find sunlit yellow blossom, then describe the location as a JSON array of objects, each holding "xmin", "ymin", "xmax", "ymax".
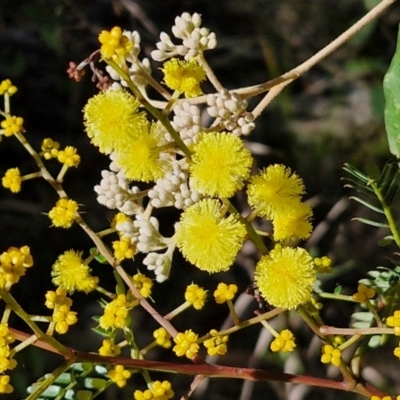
[
  {"xmin": 113, "ymin": 237, "xmax": 136, "ymax": 260},
  {"xmin": 255, "ymin": 245, "xmax": 315, "ymax": 310},
  {"xmin": 99, "ymin": 339, "xmax": 121, "ymax": 356},
  {"xmin": 203, "ymin": 329, "xmax": 229, "ymax": 356},
  {"xmin": 247, "ymin": 164, "xmax": 305, "ymax": 219},
  {"xmin": 108, "ymin": 365, "xmax": 131, "ymax": 388},
  {"xmin": 189, "ymin": 132, "xmax": 252, "ymax": 198},
  {"xmin": 352, "ymin": 283, "xmax": 375, "ymax": 302},
  {"xmin": 387, "ymin": 310, "xmax": 400, "ymax": 336},
  {"xmin": 45, "ymin": 287, "xmax": 71, "ymax": 309},
  {"xmin": 132, "ymin": 272, "xmax": 153, "ymax": 298},
  {"xmin": 99, "ymin": 294, "xmax": 135, "ymax": 330},
  {"xmin": 162, "ymin": 58, "xmax": 206, "ymax": 98},
  {"xmin": 213, "ymin": 282, "xmax": 238, "ymax": 304},
  {"xmin": 2, "ymin": 168, "xmax": 22, "ymax": 193},
  {"xmin": 175, "ymin": 199, "xmax": 246, "ymax": 273},
  {"xmin": 52, "ymin": 304, "xmax": 77, "ymax": 334},
  {"xmin": 0, "ymin": 344, "xmax": 17, "ymax": 373},
  {"xmin": 1, "ymin": 116, "xmax": 23, "ymax": 136},
  {"xmin": 0, "ymin": 375, "xmax": 13, "ymax": 393},
  {"xmin": 0, "ymin": 79, "xmax": 17, "ymax": 96},
  {"xmin": 48, "ymin": 198, "xmax": 78, "ymax": 228},
  {"xmin": 153, "ymin": 327, "xmax": 172, "ymax": 348},
  {"xmin": 114, "ymin": 121, "xmax": 173, "ymax": 182},
  {"xmin": 57, "ymin": 146, "xmax": 80, "ymax": 167},
  {"xmin": 314, "ymin": 256, "xmax": 332, "ymax": 274},
  {"xmin": 83, "ymin": 89, "xmax": 146, "ymax": 154},
  {"xmin": 270, "ymin": 329, "xmax": 296, "ymax": 353},
  {"xmin": 185, "ymin": 283, "xmax": 207, "ymax": 310},
  {"xmin": 0, "ymin": 245, "xmax": 33, "ymax": 286},
  {"xmin": 41, "ymin": 138, "xmax": 60, "ymax": 160},
  {"xmin": 321, "ymin": 344, "xmax": 341, "ymax": 367},
  {"xmin": 134, "ymin": 380, "xmax": 174, "ymax": 400},
  {"xmin": 0, "ymin": 325, "xmax": 14, "ymax": 348},
  {"xmin": 98, "ymin": 27, "xmax": 133, "ymax": 60},
  {"xmin": 272, "ymin": 201, "xmax": 313, "ymax": 242},
  {"xmin": 173, "ymin": 330, "xmax": 199, "ymax": 358},
  {"xmin": 52, "ymin": 250, "xmax": 98, "ymax": 293}
]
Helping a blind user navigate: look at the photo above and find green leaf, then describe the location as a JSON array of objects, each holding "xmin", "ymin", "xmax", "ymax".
[
  {"xmin": 349, "ymin": 196, "xmax": 384, "ymax": 213},
  {"xmin": 352, "ymin": 217, "xmax": 389, "ymax": 228},
  {"xmin": 90, "ymin": 248, "xmax": 108, "ymax": 264},
  {"xmin": 368, "ymin": 335, "xmax": 382, "ymax": 348},
  {"xmin": 378, "ymin": 236, "xmax": 394, "ymax": 247},
  {"xmin": 365, "ymin": 162, "xmax": 380, "ymax": 181},
  {"xmin": 352, "ymin": 311, "xmax": 373, "ymax": 322},
  {"xmin": 333, "ymin": 285, "xmax": 342, "ymax": 294},
  {"xmin": 383, "ymin": 26, "xmax": 400, "ymax": 158}
]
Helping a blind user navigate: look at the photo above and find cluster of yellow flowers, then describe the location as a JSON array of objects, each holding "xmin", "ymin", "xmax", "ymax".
[
  {"xmin": 99, "ymin": 294, "xmax": 136, "ymax": 330},
  {"xmin": 0, "ymin": 246, "xmax": 33, "ymax": 289},
  {"xmin": 0, "ymin": 324, "xmax": 16, "ymax": 393},
  {"xmin": 134, "ymin": 380, "xmax": 174, "ymax": 400}
]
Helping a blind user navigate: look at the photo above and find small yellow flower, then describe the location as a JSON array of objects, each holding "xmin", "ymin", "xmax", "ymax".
[
  {"xmin": 41, "ymin": 138, "xmax": 60, "ymax": 160},
  {"xmin": 213, "ymin": 283, "xmax": 238, "ymax": 304},
  {"xmin": 387, "ymin": 310, "xmax": 400, "ymax": 336},
  {"xmin": 173, "ymin": 330, "xmax": 199, "ymax": 358},
  {"xmin": 0, "ymin": 325, "xmax": 14, "ymax": 348},
  {"xmin": 98, "ymin": 26, "xmax": 133, "ymax": 60},
  {"xmin": 0, "ymin": 79, "xmax": 17, "ymax": 96},
  {"xmin": 255, "ymin": 245, "xmax": 315, "ymax": 310},
  {"xmin": 57, "ymin": 146, "xmax": 80, "ymax": 167},
  {"xmin": 52, "ymin": 304, "xmax": 78, "ymax": 334},
  {"xmin": 314, "ymin": 256, "xmax": 332, "ymax": 274},
  {"xmin": 99, "ymin": 339, "xmax": 121, "ymax": 356},
  {"xmin": 52, "ymin": 250, "xmax": 98, "ymax": 293},
  {"xmin": 0, "ymin": 246, "xmax": 33, "ymax": 286},
  {"xmin": 203, "ymin": 329, "xmax": 229, "ymax": 356},
  {"xmin": 270, "ymin": 329, "xmax": 296, "ymax": 353},
  {"xmin": 45, "ymin": 287, "xmax": 71, "ymax": 309},
  {"xmin": 352, "ymin": 283, "xmax": 375, "ymax": 302},
  {"xmin": 189, "ymin": 132, "xmax": 253, "ymax": 198},
  {"xmin": 83, "ymin": 89, "xmax": 146, "ymax": 154},
  {"xmin": 108, "ymin": 365, "xmax": 131, "ymax": 388},
  {"xmin": 134, "ymin": 380, "xmax": 174, "ymax": 400},
  {"xmin": 114, "ymin": 121, "xmax": 173, "ymax": 182},
  {"xmin": 321, "ymin": 344, "xmax": 341, "ymax": 367},
  {"xmin": 113, "ymin": 237, "xmax": 136, "ymax": 260},
  {"xmin": 132, "ymin": 272, "xmax": 153, "ymax": 298},
  {"xmin": 48, "ymin": 198, "xmax": 78, "ymax": 228},
  {"xmin": 247, "ymin": 164, "xmax": 305, "ymax": 219},
  {"xmin": 0, "ymin": 375, "xmax": 13, "ymax": 393},
  {"xmin": 185, "ymin": 283, "xmax": 207, "ymax": 310},
  {"xmin": 99, "ymin": 294, "xmax": 135, "ymax": 330},
  {"xmin": 2, "ymin": 168, "xmax": 22, "ymax": 193},
  {"xmin": 1, "ymin": 116, "xmax": 23, "ymax": 136},
  {"xmin": 162, "ymin": 58, "xmax": 206, "ymax": 98},
  {"xmin": 175, "ymin": 199, "xmax": 246, "ymax": 273},
  {"xmin": 153, "ymin": 327, "xmax": 172, "ymax": 348}
]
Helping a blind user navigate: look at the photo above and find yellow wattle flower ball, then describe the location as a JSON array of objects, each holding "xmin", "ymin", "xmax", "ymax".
[
  {"xmin": 189, "ymin": 132, "xmax": 253, "ymax": 198},
  {"xmin": 255, "ymin": 245, "xmax": 316, "ymax": 310},
  {"xmin": 174, "ymin": 199, "xmax": 246, "ymax": 273}
]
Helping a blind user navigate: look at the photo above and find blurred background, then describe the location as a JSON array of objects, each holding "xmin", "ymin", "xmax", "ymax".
[{"xmin": 1, "ymin": 0, "xmax": 400, "ymax": 399}]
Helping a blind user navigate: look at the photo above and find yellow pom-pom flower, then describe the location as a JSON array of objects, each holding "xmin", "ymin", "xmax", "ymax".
[
  {"xmin": 0, "ymin": 79, "xmax": 17, "ymax": 96},
  {"xmin": 203, "ymin": 329, "xmax": 229, "ymax": 356},
  {"xmin": 114, "ymin": 121, "xmax": 173, "ymax": 182},
  {"xmin": 213, "ymin": 282, "xmax": 238, "ymax": 304},
  {"xmin": 48, "ymin": 198, "xmax": 78, "ymax": 228},
  {"xmin": 1, "ymin": 116, "xmax": 23, "ymax": 136},
  {"xmin": 189, "ymin": 132, "xmax": 252, "ymax": 198},
  {"xmin": 83, "ymin": 89, "xmax": 146, "ymax": 154},
  {"xmin": 113, "ymin": 237, "xmax": 136, "ymax": 260},
  {"xmin": 2, "ymin": 168, "xmax": 22, "ymax": 193},
  {"xmin": 247, "ymin": 164, "xmax": 305, "ymax": 219},
  {"xmin": 99, "ymin": 294, "xmax": 135, "ymax": 330},
  {"xmin": 270, "ymin": 329, "xmax": 296, "ymax": 353},
  {"xmin": 132, "ymin": 272, "xmax": 153, "ymax": 298},
  {"xmin": 173, "ymin": 330, "xmax": 199, "ymax": 358},
  {"xmin": 352, "ymin": 283, "xmax": 375, "ymax": 302},
  {"xmin": 174, "ymin": 199, "xmax": 246, "ymax": 273},
  {"xmin": 321, "ymin": 344, "xmax": 342, "ymax": 367},
  {"xmin": 108, "ymin": 365, "xmax": 131, "ymax": 388},
  {"xmin": 162, "ymin": 58, "xmax": 206, "ymax": 98},
  {"xmin": 52, "ymin": 250, "xmax": 98, "ymax": 293},
  {"xmin": 255, "ymin": 245, "xmax": 315, "ymax": 310},
  {"xmin": 153, "ymin": 327, "xmax": 172, "ymax": 349},
  {"xmin": 185, "ymin": 283, "xmax": 207, "ymax": 310},
  {"xmin": 57, "ymin": 146, "xmax": 80, "ymax": 167},
  {"xmin": 272, "ymin": 201, "xmax": 313, "ymax": 242},
  {"xmin": 98, "ymin": 26, "xmax": 133, "ymax": 60},
  {"xmin": 134, "ymin": 380, "xmax": 174, "ymax": 400}
]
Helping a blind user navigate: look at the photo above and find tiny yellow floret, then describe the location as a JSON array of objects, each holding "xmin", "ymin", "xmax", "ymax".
[
  {"xmin": 57, "ymin": 146, "xmax": 80, "ymax": 167},
  {"xmin": 185, "ymin": 283, "xmax": 207, "ymax": 310},
  {"xmin": 1, "ymin": 116, "xmax": 23, "ymax": 136},
  {"xmin": 41, "ymin": 138, "xmax": 60, "ymax": 159},
  {"xmin": 203, "ymin": 329, "xmax": 229, "ymax": 356},
  {"xmin": 113, "ymin": 237, "xmax": 136, "ymax": 260},
  {"xmin": 270, "ymin": 329, "xmax": 296, "ymax": 353},
  {"xmin": 387, "ymin": 310, "xmax": 400, "ymax": 336},
  {"xmin": 132, "ymin": 272, "xmax": 153, "ymax": 298},
  {"xmin": 108, "ymin": 365, "xmax": 131, "ymax": 388},
  {"xmin": 99, "ymin": 338, "xmax": 121, "ymax": 356},
  {"xmin": 134, "ymin": 380, "xmax": 174, "ymax": 400},
  {"xmin": 352, "ymin": 283, "xmax": 375, "ymax": 302},
  {"xmin": 321, "ymin": 344, "xmax": 342, "ymax": 367},
  {"xmin": 213, "ymin": 282, "xmax": 238, "ymax": 304},
  {"xmin": 153, "ymin": 327, "xmax": 172, "ymax": 348},
  {"xmin": 0, "ymin": 245, "xmax": 33, "ymax": 287},
  {"xmin": 52, "ymin": 304, "xmax": 77, "ymax": 334},
  {"xmin": 0, "ymin": 79, "xmax": 17, "ymax": 96},
  {"xmin": 0, "ymin": 375, "xmax": 13, "ymax": 393},
  {"xmin": 98, "ymin": 27, "xmax": 133, "ymax": 60},
  {"xmin": 314, "ymin": 256, "xmax": 332, "ymax": 274},
  {"xmin": 173, "ymin": 330, "xmax": 199, "ymax": 358},
  {"xmin": 48, "ymin": 198, "xmax": 78, "ymax": 228},
  {"xmin": 2, "ymin": 168, "xmax": 22, "ymax": 193},
  {"xmin": 162, "ymin": 58, "xmax": 206, "ymax": 98}
]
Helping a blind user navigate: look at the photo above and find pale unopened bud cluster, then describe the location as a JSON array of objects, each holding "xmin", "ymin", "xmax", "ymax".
[
  {"xmin": 94, "ymin": 170, "xmax": 141, "ymax": 215},
  {"xmin": 134, "ymin": 215, "xmax": 170, "ymax": 253},
  {"xmin": 170, "ymin": 102, "xmax": 202, "ymax": 146},
  {"xmin": 152, "ymin": 12, "xmax": 217, "ymax": 61},
  {"xmin": 143, "ymin": 245, "xmax": 174, "ymax": 282},
  {"xmin": 207, "ymin": 89, "xmax": 256, "ymax": 136},
  {"xmin": 148, "ymin": 162, "xmax": 202, "ymax": 209}
]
